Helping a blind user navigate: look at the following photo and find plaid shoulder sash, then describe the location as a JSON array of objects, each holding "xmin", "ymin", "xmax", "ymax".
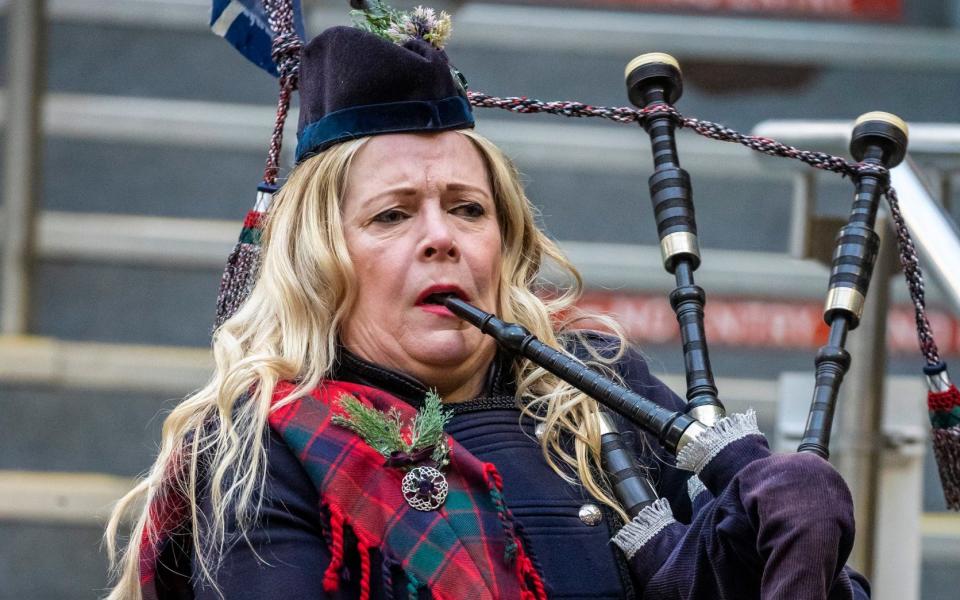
[
  {"xmin": 268, "ymin": 380, "xmax": 547, "ymax": 600},
  {"xmin": 138, "ymin": 380, "xmax": 546, "ymax": 599}
]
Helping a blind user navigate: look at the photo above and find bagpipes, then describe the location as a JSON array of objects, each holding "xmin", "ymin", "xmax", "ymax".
[{"xmin": 210, "ymin": 0, "xmax": 960, "ymax": 512}]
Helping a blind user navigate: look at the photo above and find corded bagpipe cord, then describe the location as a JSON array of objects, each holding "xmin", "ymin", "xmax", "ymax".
[{"xmin": 212, "ymin": 0, "xmax": 960, "ymax": 510}]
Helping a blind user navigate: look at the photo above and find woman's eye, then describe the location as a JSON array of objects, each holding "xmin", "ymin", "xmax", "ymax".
[
  {"xmin": 372, "ymin": 209, "xmax": 409, "ymax": 224},
  {"xmin": 453, "ymin": 202, "xmax": 485, "ymax": 218}
]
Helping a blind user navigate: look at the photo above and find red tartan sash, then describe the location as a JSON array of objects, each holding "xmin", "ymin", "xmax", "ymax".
[
  {"xmin": 138, "ymin": 380, "xmax": 547, "ymax": 600},
  {"xmin": 270, "ymin": 380, "xmax": 546, "ymax": 599}
]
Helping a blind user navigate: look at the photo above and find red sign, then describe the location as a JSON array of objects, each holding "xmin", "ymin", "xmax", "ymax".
[
  {"xmin": 537, "ymin": 0, "xmax": 903, "ymax": 20},
  {"xmin": 575, "ymin": 291, "xmax": 960, "ymax": 356}
]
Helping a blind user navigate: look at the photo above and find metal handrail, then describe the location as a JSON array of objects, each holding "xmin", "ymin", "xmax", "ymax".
[
  {"xmin": 753, "ymin": 120, "xmax": 960, "ymax": 315},
  {"xmin": 890, "ymin": 160, "xmax": 960, "ymax": 315}
]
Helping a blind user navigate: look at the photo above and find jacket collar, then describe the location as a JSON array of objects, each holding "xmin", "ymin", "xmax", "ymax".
[{"xmin": 332, "ymin": 345, "xmax": 518, "ymax": 410}]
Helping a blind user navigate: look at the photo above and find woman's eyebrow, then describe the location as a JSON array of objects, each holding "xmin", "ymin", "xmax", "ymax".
[
  {"xmin": 445, "ymin": 182, "xmax": 490, "ymax": 196},
  {"xmin": 363, "ymin": 186, "xmax": 419, "ymax": 203}
]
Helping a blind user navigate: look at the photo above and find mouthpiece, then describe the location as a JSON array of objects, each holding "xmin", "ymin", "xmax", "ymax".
[{"xmin": 441, "ymin": 295, "xmax": 489, "ymax": 328}]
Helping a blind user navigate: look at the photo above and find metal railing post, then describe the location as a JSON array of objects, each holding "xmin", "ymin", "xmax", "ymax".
[
  {"xmin": 789, "ymin": 171, "xmax": 816, "ymax": 258},
  {"xmin": 1, "ymin": 0, "xmax": 45, "ymax": 335}
]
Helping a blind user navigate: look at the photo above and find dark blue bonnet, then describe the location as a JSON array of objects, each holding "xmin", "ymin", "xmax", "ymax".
[{"xmin": 294, "ymin": 24, "xmax": 473, "ymax": 162}]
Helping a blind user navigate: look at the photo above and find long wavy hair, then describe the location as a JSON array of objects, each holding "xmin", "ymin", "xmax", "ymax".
[{"xmin": 105, "ymin": 130, "xmax": 631, "ymax": 598}]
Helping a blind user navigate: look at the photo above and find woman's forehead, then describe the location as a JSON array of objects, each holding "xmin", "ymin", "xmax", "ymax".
[{"xmin": 348, "ymin": 132, "xmax": 490, "ymax": 191}]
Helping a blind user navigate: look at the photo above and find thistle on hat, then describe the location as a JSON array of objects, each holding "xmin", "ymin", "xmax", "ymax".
[{"xmin": 352, "ymin": 1, "xmax": 453, "ymax": 50}]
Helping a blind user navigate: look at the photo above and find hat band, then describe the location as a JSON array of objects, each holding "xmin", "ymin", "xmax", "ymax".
[{"xmin": 295, "ymin": 96, "xmax": 474, "ymax": 162}]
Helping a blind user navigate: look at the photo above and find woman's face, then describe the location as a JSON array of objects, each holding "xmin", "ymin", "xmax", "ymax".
[{"xmin": 340, "ymin": 132, "xmax": 502, "ymax": 397}]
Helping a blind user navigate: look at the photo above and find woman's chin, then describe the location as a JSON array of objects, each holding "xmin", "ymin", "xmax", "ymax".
[{"xmin": 406, "ymin": 330, "xmax": 487, "ymax": 367}]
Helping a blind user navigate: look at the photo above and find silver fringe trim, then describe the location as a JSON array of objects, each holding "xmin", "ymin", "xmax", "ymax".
[
  {"xmin": 687, "ymin": 475, "xmax": 708, "ymax": 502},
  {"xmin": 675, "ymin": 410, "xmax": 762, "ymax": 474},
  {"xmin": 610, "ymin": 498, "xmax": 675, "ymax": 560}
]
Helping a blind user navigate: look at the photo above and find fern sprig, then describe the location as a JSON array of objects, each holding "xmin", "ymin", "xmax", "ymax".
[
  {"xmin": 350, "ymin": 1, "xmax": 453, "ymax": 49},
  {"xmin": 331, "ymin": 390, "xmax": 452, "ymax": 466},
  {"xmin": 411, "ymin": 390, "xmax": 451, "ymax": 447},
  {"xmin": 350, "ymin": 0, "xmax": 403, "ymax": 40},
  {"xmin": 332, "ymin": 394, "xmax": 406, "ymax": 457}
]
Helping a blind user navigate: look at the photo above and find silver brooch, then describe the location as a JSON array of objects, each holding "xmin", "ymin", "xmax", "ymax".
[{"xmin": 402, "ymin": 465, "xmax": 449, "ymax": 511}]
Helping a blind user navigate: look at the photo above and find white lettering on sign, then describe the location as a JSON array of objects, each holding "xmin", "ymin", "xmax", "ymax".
[
  {"xmin": 575, "ymin": 291, "xmax": 958, "ymax": 355},
  {"xmin": 572, "ymin": 0, "xmax": 900, "ymax": 19},
  {"xmin": 726, "ymin": 0, "xmax": 852, "ymax": 14}
]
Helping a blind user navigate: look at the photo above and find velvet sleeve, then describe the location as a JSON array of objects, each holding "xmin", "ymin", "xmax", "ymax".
[
  {"xmin": 617, "ymin": 446, "xmax": 862, "ymax": 599},
  {"xmin": 608, "ymin": 344, "xmax": 871, "ymax": 599}
]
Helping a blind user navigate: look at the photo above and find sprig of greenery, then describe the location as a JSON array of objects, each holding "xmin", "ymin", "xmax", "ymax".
[
  {"xmin": 411, "ymin": 390, "xmax": 451, "ymax": 448},
  {"xmin": 350, "ymin": 1, "xmax": 453, "ymax": 50},
  {"xmin": 350, "ymin": 0, "xmax": 403, "ymax": 41},
  {"xmin": 332, "ymin": 390, "xmax": 452, "ymax": 465},
  {"xmin": 332, "ymin": 394, "xmax": 405, "ymax": 457}
]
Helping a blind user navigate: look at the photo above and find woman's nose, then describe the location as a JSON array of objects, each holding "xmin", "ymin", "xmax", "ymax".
[{"xmin": 420, "ymin": 210, "xmax": 460, "ymax": 260}]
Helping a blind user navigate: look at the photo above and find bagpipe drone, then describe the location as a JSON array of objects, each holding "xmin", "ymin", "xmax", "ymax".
[{"xmin": 209, "ymin": 0, "xmax": 960, "ymax": 514}]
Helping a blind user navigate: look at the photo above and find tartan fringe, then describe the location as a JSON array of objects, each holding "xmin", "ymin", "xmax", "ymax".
[
  {"xmin": 323, "ymin": 503, "xmax": 379, "ymax": 598},
  {"xmin": 322, "ymin": 463, "xmax": 549, "ymax": 599},
  {"xmin": 483, "ymin": 463, "xmax": 517, "ymax": 562},
  {"xmin": 516, "ymin": 548, "xmax": 546, "ymax": 600},
  {"xmin": 381, "ymin": 555, "xmax": 431, "ymax": 600},
  {"xmin": 482, "ymin": 463, "xmax": 549, "ymax": 600},
  {"xmin": 139, "ymin": 451, "xmax": 191, "ymax": 593},
  {"xmin": 406, "ymin": 572, "xmax": 421, "ymax": 600},
  {"xmin": 358, "ymin": 536, "xmax": 373, "ymax": 600},
  {"xmin": 382, "ymin": 557, "xmax": 396, "ymax": 600},
  {"xmin": 324, "ymin": 505, "xmax": 346, "ymax": 593}
]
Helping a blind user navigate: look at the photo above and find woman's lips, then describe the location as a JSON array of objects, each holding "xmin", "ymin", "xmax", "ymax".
[
  {"xmin": 415, "ymin": 286, "xmax": 469, "ymax": 318},
  {"xmin": 415, "ymin": 286, "xmax": 468, "ymax": 306},
  {"xmin": 419, "ymin": 303, "xmax": 457, "ymax": 317}
]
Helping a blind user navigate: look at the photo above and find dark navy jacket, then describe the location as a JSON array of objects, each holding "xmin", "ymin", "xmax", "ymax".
[{"xmin": 156, "ymin": 341, "xmax": 870, "ymax": 599}]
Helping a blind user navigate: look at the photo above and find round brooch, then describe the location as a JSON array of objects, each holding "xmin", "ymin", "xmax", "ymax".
[{"xmin": 402, "ymin": 465, "xmax": 449, "ymax": 511}]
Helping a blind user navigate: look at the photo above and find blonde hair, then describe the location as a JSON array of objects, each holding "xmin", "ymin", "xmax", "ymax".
[{"xmin": 105, "ymin": 130, "xmax": 632, "ymax": 599}]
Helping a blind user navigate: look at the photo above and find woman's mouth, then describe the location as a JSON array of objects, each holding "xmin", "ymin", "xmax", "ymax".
[
  {"xmin": 416, "ymin": 287, "xmax": 468, "ymax": 317},
  {"xmin": 420, "ymin": 303, "xmax": 455, "ymax": 317}
]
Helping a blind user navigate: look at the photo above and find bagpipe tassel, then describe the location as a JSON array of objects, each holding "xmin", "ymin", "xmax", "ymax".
[
  {"xmin": 213, "ymin": 184, "xmax": 274, "ymax": 329},
  {"xmin": 926, "ymin": 362, "xmax": 960, "ymax": 510},
  {"xmin": 213, "ymin": 0, "xmax": 301, "ymax": 329}
]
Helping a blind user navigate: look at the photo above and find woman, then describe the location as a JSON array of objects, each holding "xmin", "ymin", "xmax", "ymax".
[{"xmin": 106, "ymin": 14, "xmax": 868, "ymax": 600}]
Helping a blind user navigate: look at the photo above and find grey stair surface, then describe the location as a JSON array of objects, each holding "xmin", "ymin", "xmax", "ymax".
[{"xmin": 3, "ymin": 3, "xmax": 960, "ymax": 599}]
